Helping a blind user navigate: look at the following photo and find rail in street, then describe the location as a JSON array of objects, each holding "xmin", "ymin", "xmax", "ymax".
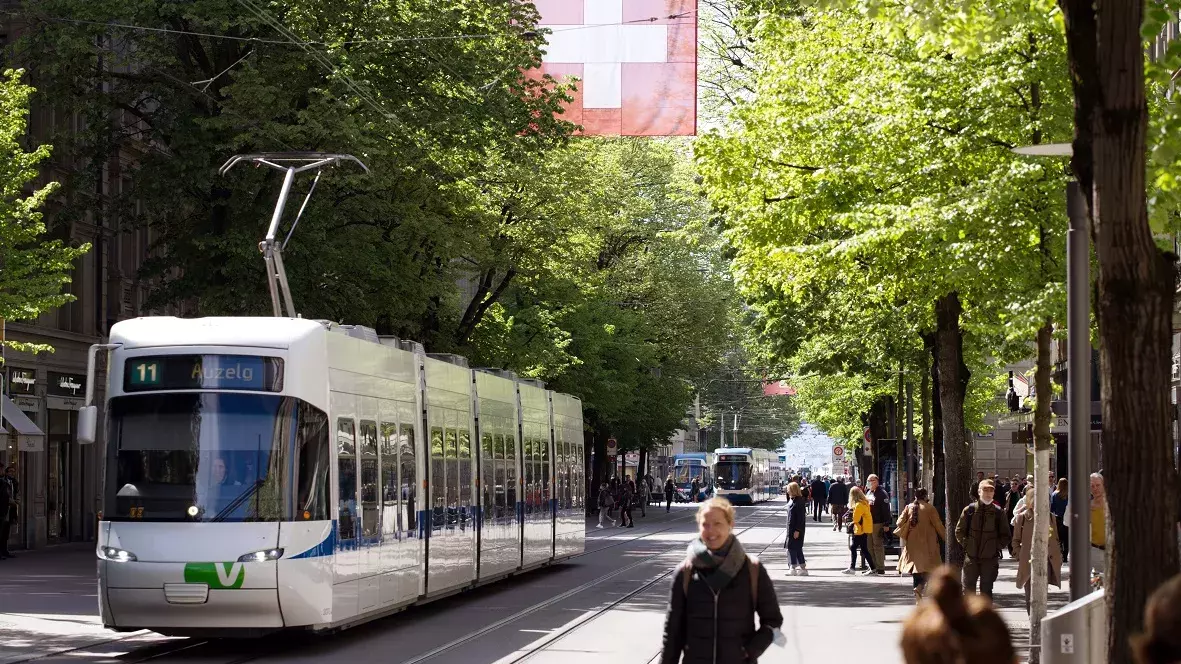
[{"xmin": 0, "ymin": 500, "xmax": 1070, "ymax": 664}]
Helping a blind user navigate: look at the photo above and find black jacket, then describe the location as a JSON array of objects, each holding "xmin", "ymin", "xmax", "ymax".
[
  {"xmin": 827, "ymin": 481, "xmax": 849, "ymax": 506},
  {"xmin": 870, "ymin": 486, "xmax": 891, "ymax": 527},
  {"xmin": 661, "ymin": 557, "xmax": 783, "ymax": 664},
  {"xmin": 786, "ymin": 498, "xmax": 807, "ymax": 543},
  {"xmin": 809, "ymin": 479, "xmax": 827, "ymax": 502},
  {"xmin": 665, "ymin": 479, "xmax": 676, "ymax": 496},
  {"xmin": 0, "ymin": 478, "xmax": 9, "ymax": 514}
]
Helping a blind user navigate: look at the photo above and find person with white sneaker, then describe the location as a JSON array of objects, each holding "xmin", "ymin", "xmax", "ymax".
[
  {"xmin": 784, "ymin": 482, "xmax": 809, "ymax": 576},
  {"xmin": 843, "ymin": 486, "xmax": 875, "ymax": 575}
]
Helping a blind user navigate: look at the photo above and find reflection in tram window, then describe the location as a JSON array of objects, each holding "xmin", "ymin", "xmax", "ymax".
[
  {"xmin": 430, "ymin": 424, "xmax": 444, "ymax": 531},
  {"xmin": 506, "ymin": 432, "xmax": 517, "ymax": 513},
  {"xmin": 399, "ymin": 422, "xmax": 416, "ymax": 537},
  {"xmin": 337, "ymin": 419, "xmax": 357, "ymax": 542},
  {"xmin": 481, "ymin": 431, "xmax": 494, "ymax": 524},
  {"xmin": 359, "ymin": 421, "xmax": 378, "ymax": 540},
  {"xmin": 380, "ymin": 422, "xmax": 398, "ymax": 539}
]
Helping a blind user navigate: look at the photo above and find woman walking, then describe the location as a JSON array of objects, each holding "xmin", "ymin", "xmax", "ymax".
[
  {"xmin": 896, "ymin": 488, "xmax": 945, "ymax": 601},
  {"xmin": 620, "ymin": 480, "xmax": 635, "ymax": 528},
  {"xmin": 843, "ymin": 486, "xmax": 875, "ymax": 575},
  {"xmin": 661, "ymin": 498, "xmax": 783, "ymax": 664},
  {"xmin": 785, "ymin": 482, "xmax": 808, "ymax": 576},
  {"xmin": 1050, "ymin": 477, "xmax": 1069, "ymax": 564},
  {"xmin": 1011, "ymin": 486, "xmax": 1063, "ymax": 613}
]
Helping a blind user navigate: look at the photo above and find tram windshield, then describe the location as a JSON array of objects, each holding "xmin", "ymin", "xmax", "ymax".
[
  {"xmin": 104, "ymin": 393, "xmax": 330, "ymax": 522},
  {"xmin": 674, "ymin": 464, "xmax": 704, "ymax": 485},
  {"xmin": 714, "ymin": 462, "xmax": 751, "ymax": 489}
]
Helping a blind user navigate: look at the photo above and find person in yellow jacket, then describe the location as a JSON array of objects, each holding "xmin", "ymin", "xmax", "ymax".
[{"xmin": 843, "ymin": 486, "xmax": 876, "ymax": 575}]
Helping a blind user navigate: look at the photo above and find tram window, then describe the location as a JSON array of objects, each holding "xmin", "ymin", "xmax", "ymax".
[
  {"xmin": 359, "ymin": 421, "xmax": 379, "ymax": 539},
  {"xmin": 494, "ymin": 432, "xmax": 506, "ymax": 522},
  {"xmin": 380, "ymin": 422, "xmax": 398, "ymax": 538},
  {"xmin": 399, "ymin": 422, "xmax": 416, "ymax": 537},
  {"xmin": 481, "ymin": 431, "xmax": 493, "ymax": 523},
  {"xmin": 445, "ymin": 426, "xmax": 458, "ymax": 512},
  {"xmin": 295, "ymin": 402, "xmax": 330, "ymax": 521},
  {"xmin": 337, "ymin": 419, "xmax": 357, "ymax": 541},
  {"xmin": 430, "ymin": 424, "xmax": 445, "ymax": 531},
  {"xmin": 505, "ymin": 431, "xmax": 517, "ymax": 514},
  {"xmin": 459, "ymin": 429, "xmax": 471, "ymax": 510}
]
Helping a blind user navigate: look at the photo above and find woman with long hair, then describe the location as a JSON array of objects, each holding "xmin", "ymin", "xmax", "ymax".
[
  {"xmin": 897, "ymin": 488, "xmax": 946, "ymax": 601},
  {"xmin": 1011, "ymin": 485, "xmax": 1063, "ymax": 613},
  {"xmin": 1050, "ymin": 477, "xmax": 1069, "ymax": 564},
  {"xmin": 843, "ymin": 486, "xmax": 875, "ymax": 575},
  {"xmin": 901, "ymin": 567, "xmax": 1015, "ymax": 664},
  {"xmin": 785, "ymin": 482, "xmax": 808, "ymax": 576},
  {"xmin": 660, "ymin": 498, "xmax": 783, "ymax": 664}
]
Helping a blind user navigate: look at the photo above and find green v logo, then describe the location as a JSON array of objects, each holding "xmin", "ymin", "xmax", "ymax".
[{"xmin": 184, "ymin": 562, "xmax": 246, "ymax": 589}]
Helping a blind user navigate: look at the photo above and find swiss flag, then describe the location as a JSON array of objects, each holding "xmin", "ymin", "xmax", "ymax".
[{"xmin": 527, "ymin": 0, "xmax": 697, "ymax": 136}]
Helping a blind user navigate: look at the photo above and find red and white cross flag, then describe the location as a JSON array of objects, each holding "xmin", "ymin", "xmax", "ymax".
[{"xmin": 529, "ymin": 0, "xmax": 697, "ymax": 136}]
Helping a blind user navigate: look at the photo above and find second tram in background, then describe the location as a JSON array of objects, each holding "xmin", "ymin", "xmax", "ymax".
[
  {"xmin": 713, "ymin": 448, "xmax": 777, "ymax": 505},
  {"xmin": 671, "ymin": 452, "xmax": 715, "ymax": 502}
]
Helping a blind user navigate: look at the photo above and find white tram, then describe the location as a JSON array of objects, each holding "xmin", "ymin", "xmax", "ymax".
[
  {"xmin": 713, "ymin": 448, "xmax": 777, "ymax": 505},
  {"xmin": 87, "ymin": 316, "xmax": 586, "ymax": 636}
]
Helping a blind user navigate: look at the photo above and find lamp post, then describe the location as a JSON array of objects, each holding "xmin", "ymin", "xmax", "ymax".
[{"xmin": 1012, "ymin": 143, "xmax": 1091, "ymax": 602}]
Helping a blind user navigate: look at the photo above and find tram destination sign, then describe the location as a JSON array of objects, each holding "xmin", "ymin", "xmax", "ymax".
[{"xmin": 124, "ymin": 355, "xmax": 284, "ymax": 392}]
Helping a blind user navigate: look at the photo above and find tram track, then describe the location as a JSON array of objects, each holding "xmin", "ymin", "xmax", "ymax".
[
  {"xmin": 8, "ymin": 504, "xmax": 775, "ymax": 664},
  {"xmin": 501, "ymin": 506, "xmax": 788, "ymax": 664},
  {"xmin": 404, "ymin": 503, "xmax": 788, "ymax": 664}
]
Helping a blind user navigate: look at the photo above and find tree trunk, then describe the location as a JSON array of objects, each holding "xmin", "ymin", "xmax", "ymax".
[
  {"xmin": 1030, "ymin": 320, "xmax": 1054, "ymax": 664},
  {"xmin": 935, "ymin": 293, "xmax": 971, "ymax": 568},
  {"xmin": 1089, "ymin": 1, "xmax": 1181, "ymax": 659},
  {"xmin": 897, "ymin": 363, "xmax": 906, "ymax": 502},
  {"xmin": 590, "ymin": 425, "xmax": 608, "ymax": 514},
  {"xmin": 638, "ymin": 448, "xmax": 648, "ymax": 483},
  {"xmin": 921, "ymin": 358, "xmax": 934, "ymax": 494}
]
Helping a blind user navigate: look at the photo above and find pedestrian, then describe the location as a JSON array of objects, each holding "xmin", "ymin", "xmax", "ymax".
[
  {"xmin": 621, "ymin": 480, "xmax": 635, "ymax": 528},
  {"xmin": 665, "ymin": 475, "xmax": 675, "ymax": 512},
  {"xmin": 597, "ymin": 483, "xmax": 615, "ymax": 529},
  {"xmin": 660, "ymin": 497, "xmax": 784, "ymax": 664},
  {"xmin": 900, "ymin": 566, "xmax": 1016, "ymax": 664},
  {"xmin": 809, "ymin": 476, "xmax": 827, "ymax": 522},
  {"xmin": 646, "ymin": 474, "xmax": 657, "ymax": 506},
  {"xmin": 843, "ymin": 486, "xmax": 875, "ymax": 575},
  {"xmin": 691, "ymin": 477, "xmax": 701, "ymax": 504},
  {"xmin": 1064, "ymin": 472, "xmax": 1107, "ymax": 581},
  {"xmin": 954, "ymin": 479, "xmax": 1011, "ymax": 598},
  {"xmin": 970, "ymin": 471, "xmax": 985, "ymax": 501},
  {"xmin": 637, "ymin": 476, "xmax": 649, "ymax": 517},
  {"xmin": 993, "ymin": 474, "xmax": 1009, "ymax": 512},
  {"xmin": 0, "ymin": 464, "xmax": 11, "ymax": 559},
  {"xmin": 1011, "ymin": 486, "xmax": 1063, "ymax": 614},
  {"xmin": 866, "ymin": 474, "xmax": 891, "ymax": 575},
  {"xmin": 1131, "ymin": 573, "xmax": 1181, "ymax": 664},
  {"xmin": 828, "ymin": 476, "xmax": 849, "ymax": 532},
  {"xmin": 785, "ymin": 482, "xmax": 808, "ymax": 576},
  {"xmin": 1005, "ymin": 474, "xmax": 1024, "ymax": 523},
  {"xmin": 608, "ymin": 477, "xmax": 620, "ymax": 520},
  {"xmin": 897, "ymin": 487, "xmax": 945, "ymax": 602},
  {"xmin": 1050, "ymin": 477, "xmax": 1069, "ymax": 564}
]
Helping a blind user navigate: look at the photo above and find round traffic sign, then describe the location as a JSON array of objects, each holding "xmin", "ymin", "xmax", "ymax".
[
  {"xmin": 833, "ymin": 446, "xmax": 844, "ymax": 458},
  {"xmin": 606, "ymin": 438, "xmax": 617, "ymax": 454},
  {"xmin": 863, "ymin": 427, "xmax": 872, "ymax": 444}
]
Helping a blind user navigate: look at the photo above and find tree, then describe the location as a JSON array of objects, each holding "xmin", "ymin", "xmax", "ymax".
[
  {"xmin": 696, "ymin": 6, "xmax": 1071, "ymax": 580},
  {"xmin": 0, "ymin": 68, "xmax": 89, "ymax": 353}
]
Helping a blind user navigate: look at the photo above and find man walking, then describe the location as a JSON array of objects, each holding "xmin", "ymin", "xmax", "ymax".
[
  {"xmin": 809, "ymin": 476, "xmax": 828, "ymax": 522},
  {"xmin": 866, "ymin": 474, "xmax": 891, "ymax": 574},
  {"xmin": 955, "ymin": 479, "xmax": 1011, "ymax": 597},
  {"xmin": 828, "ymin": 476, "xmax": 849, "ymax": 531}
]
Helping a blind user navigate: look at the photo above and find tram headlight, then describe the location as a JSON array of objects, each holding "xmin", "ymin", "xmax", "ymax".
[
  {"xmin": 237, "ymin": 548, "xmax": 284, "ymax": 563},
  {"xmin": 98, "ymin": 546, "xmax": 138, "ymax": 562}
]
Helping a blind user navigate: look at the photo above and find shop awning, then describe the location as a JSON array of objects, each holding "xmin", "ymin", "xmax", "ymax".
[{"xmin": 2, "ymin": 395, "xmax": 43, "ymax": 437}]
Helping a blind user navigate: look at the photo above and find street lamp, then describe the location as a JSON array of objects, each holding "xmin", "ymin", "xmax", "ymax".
[{"xmin": 1012, "ymin": 143, "xmax": 1091, "ymax": 602}]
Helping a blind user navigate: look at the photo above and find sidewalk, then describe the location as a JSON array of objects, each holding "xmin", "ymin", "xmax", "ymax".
[{"xmin": 0, "ymin": 543, "xmax": 142, "ymax": 664}]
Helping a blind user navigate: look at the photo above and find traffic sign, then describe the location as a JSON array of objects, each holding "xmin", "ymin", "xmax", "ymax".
[
  {"xmin": 833, "ymin": 446, "xmax": 844, "ymax": 458},
  {"xmin": 606, "ymin": 438, "xmax": 618, "ymax": 455},
  {"xmin": 863, "ymin": 427, "xmax": 872, "ymax": 445}
]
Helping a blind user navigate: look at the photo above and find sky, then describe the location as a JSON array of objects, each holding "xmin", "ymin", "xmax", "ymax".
[{"xmin": 778, "ymin": 423, "xmax": 839, "ymax": 470}]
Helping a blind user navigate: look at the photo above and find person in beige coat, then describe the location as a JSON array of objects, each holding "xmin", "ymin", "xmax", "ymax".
[
  {"xmin": 1011, "ymin": 486, "xmax": 1063, "ymax": 614},
  {"xmin": 896, "ymin": 488, "xmax": 946, "ymax": 603}
]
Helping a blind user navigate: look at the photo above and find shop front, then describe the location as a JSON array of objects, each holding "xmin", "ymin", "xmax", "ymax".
[{"xmin": 2, "ymin": 366, "xmax": 46, "ymax": 551}]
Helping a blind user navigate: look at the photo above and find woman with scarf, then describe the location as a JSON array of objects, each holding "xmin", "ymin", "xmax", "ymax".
[
  {"xmin": 661, "ymin": 498, "xmax": 783, "ymax": 664},
  {"xmin": 784, "ymin": 482, "xmax": 808, "ymax": 576},
  {"xmin": 896, "ymin": 488, "xmax": 946, "ymax": 602},
  {"xmin": 1011, "ymin": 485, "xmax": 1063, "ymax": 614}
]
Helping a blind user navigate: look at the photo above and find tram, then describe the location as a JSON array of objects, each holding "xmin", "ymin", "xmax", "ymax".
[
  {"xmin": 672, "ymin": 452, "xmax": 716, "ymax": 501},
  {"xmin": 713, "ymin": 448, "xmax": 777, "ymax": 505},
  {"xmin": 83, "ymin": 316, "xmax": 586, "ymax": 636}
]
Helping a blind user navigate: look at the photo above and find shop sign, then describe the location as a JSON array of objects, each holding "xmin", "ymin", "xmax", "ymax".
[
  {"xmin": 47, "ymin": 372, "xmax": 86, "ymax": 398},
  {"xmin": 16, "ymin": 434, "xmax": 43, "ymax": 453},
  {"xmin": 47, "ymin": 396, "xmax": 84, "ymax": 411},
  {"xmin": 11, "ymin": 396, "xmax": 39, "ymax": 411},
  {"xmin": 8, "ymin": 368, "xmax": 36, "ymax": 396}
]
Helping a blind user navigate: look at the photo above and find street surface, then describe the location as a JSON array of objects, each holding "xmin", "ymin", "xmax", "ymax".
[{"xmin": 0, "ymin": 499, "xmax": 1069, "ymax": 664}]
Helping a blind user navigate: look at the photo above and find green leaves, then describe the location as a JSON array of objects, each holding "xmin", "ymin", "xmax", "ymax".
[{"xmin": 0, "ymin": 69, "xmax": 89, "ymax": 340}]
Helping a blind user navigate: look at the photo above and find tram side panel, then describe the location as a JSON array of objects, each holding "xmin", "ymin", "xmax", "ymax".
[
  {"xmin": 551, "ymin": 392, "xmax": 585, "ymax": 560},
  {"xmin": 473, "ymin": 371, "xmax": 523, "ymax": 581},
  {"xmin": 423, "ymin": 357, "xmax": 478, "ymax": 596}
]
